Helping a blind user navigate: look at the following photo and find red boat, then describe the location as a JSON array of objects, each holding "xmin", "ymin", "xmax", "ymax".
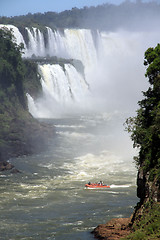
[{"xmin": 85, "ymin": 182, "xmax": 110, "ymax": 189}]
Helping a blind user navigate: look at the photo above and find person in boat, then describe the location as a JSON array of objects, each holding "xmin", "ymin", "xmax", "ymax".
[
  {"xmin": 88, "ymin": 181, "xmax": 91, "ymax": 185},
  {"xmin": 99, "ymin": 181, "xmax": 103, "ymax": 185}
]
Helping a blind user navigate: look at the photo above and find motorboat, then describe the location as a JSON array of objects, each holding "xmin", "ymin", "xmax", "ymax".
[{"xmin": 85, "ymin": 182, "xmax": 110, "ymax": 189}]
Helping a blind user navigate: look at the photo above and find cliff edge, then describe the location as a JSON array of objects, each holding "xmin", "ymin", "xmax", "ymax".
[
  {"xmin": 0, "ymin": 27, "xmax": 53, "ymax": 165},
  {"xmin": 92, "ymin": 43, "xmax": 160, "ymax": 239}
]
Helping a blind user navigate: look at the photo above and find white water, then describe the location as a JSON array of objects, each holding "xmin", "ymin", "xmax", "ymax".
[
  {"xmin": 2, "ymin": 24, "xmax": 160, "ymax": 239},
  {"xmin": 0, "ymin": 24, "xmax": 27, "ymax": 52},
  {"xmin": 27, "ymin": 63, "xmax": 89, "ymax": 118},
  {"xmin": 0, "ymin": 25, "xmax": 96, "ymax": 65},
  {"xmin": 26, "ymin": 27, "xmax": 46, "ymax": 57},
  {"xmin": 63, "ymin": 29, "xmax": 97, "ymax": 70},
  {"xmin": 1, "ymin": 24, "xmax": 160, "ymax": 117},
  {"xmin": 0, "ymin": 114, "xmax": 138, "ymax": 240},
  {"xmin": 26, "ymin": 28, "xmax": 160, "ymax": 117},
  {"xmin": 39, "ymin": 63, "xmax": 88, "ymax": 103}
]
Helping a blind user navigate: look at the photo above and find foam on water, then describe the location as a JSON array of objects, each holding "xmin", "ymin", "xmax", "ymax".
[
  {"xmin": 57, "ymin": 131, "xmax": 94, "ymax": 139},
  {"xmin": 110, "ymin": 184, "xmax": 131, "ymax": 188},
  {"xmin": 0, "ymin": 115, "xmax": 138, "ymax": 239},
  {"xmin": 57, "ymin": 150, "xmax": 136, "ymax": 187},
  {"xmin": 55, "ymin": 124, "xmax": 85, "ymax": 129}
]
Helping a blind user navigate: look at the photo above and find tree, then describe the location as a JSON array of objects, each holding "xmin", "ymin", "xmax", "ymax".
[
  {"xmin": 0, "ymin": 27, "xmax": 26, "ymax": 108},
  {"xmin": 125, "ymin": 44, "xmax": 160, "ymax": 182}
]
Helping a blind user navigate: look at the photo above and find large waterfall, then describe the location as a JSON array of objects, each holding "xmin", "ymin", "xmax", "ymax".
[
  {"xmin": 1, "ymin": 24, "xmax": 160, "ymax": 118},
  {"xmin": 1, "ymin": 25, "xmax": 97, "ymax": 68}
]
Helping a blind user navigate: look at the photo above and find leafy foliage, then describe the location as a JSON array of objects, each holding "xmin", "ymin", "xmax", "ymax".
[
  {"xmin": 122, "ymin": 202, "xmax": 160, "ymax": 240},
  {"xmin": 23, "ymin": 59, "xmax": 42, "ymax": 98},
  {"xmin": 0, "ymin": 2, "xmax": 160, "ymax": 31},
  {"xmin": 0, "ymin": 27, "xmax": 26, "ymax": 108},
  {"xmin": 0, "ymin": 28, "xmax": 44, "ymax": 161},
  {"xmin": 125, "ymin": 44, "xmax": 160, "ymax": 183}
]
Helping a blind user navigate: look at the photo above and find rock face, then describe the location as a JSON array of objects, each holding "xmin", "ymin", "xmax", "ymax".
[
  {"xmin": 92, "ymin": 218, "xmax": 132, "ymax": 240},
  {"xmin": 0, "ymin": 161, "xmax": 14, "ymax": 171},
  {"xmin": 0, "ymin": 117, "xmax": 54, "ymax": 162},
  {"xmin": 137, "ymin": 167, "xmax": 160, "ymax": 203},
  {"xmin": 10, "ymin": 168, "xmax": 21, "ymax": 174},
  {"xmin": 137, "ymin": 168, "xmax": 146, "ymax": 201},
  {"xmin": 92, "ymin": 166, "xmax": 160, "ymax": 239}
]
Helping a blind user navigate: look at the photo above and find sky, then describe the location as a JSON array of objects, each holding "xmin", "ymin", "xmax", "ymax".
[{"xmin": 0, "ymin": 0, "xmax": 152, "ymax": 17}]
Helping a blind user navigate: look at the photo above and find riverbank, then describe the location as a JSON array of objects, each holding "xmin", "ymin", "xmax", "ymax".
[
  {"xmin": 92, "ymin": 199, "xmax": 160, "ymax": 240},
  {"xmin": 92, "ymin": 217, "xmax": 132, "ymax": 240},
  {"xmin": 0, "ymin": 113, "xmax": 54, "ymax": 162}
]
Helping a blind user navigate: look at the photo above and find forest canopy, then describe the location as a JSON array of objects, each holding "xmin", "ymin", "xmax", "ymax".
[
  {"xmin": 0, "ymin": 1, "xmax": 160, "ymax": 31},
  {"xmin": 125, "ymin": 44, "xmax": 160, "ymax": 184},
  {"xmin": 0, "ymin": 28, "xmax": 44, "ymax": 160},
  {"xmin": 0, "ymin": 27, "xmax": 26, "ymax": 108}
]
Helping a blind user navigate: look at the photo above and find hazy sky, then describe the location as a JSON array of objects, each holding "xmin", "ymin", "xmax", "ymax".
[{"xmin": 0, "ymin": 0, "xmax": 151, "ymax": 17}]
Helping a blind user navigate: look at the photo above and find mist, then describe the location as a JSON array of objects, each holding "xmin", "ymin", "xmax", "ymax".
[
  {"xmin": 15, "ymin": 1, "xmax": 159, "ymax": 119},
  {"xmin": 26, "ymin": 30, "xmax": 160, "ymax": 119},
  {"xmin": 88, "ymin": 30, "xmax": 160, "ymax": 115},
  {"xmin": 79, "ymin": 1, "xmax": 160, "ymax": 32}
]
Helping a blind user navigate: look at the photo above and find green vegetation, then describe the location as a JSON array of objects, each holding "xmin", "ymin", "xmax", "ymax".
[
  {"xmin": 0, "ymin": 1, "xmax": 160, "ymax": 31},
  {"xmin": 122, "ymin": 202, "xmax": 160, "ymax": 240},
  {"xmin": 23, "ymin": 59, "xmax": 42, "ymax": 98},
  {"xmin": 0, "ymin": 27, "xmax": 42, "ymax": 109},
  {"xmin": 0, "ymin": 27, "xmax": 26, "ymax": 108},
  {"xmin": 125, "ymin": 44, "xmax": 160, "ymax": 185},
  {"xmin": 0, "ymin": 27, "xmax": 47, "ymax": 161},
  {"xmin": 29, "ymin": 56, "xmax": 85, "ymax": 78},
  {"xmin": 124, "ymin": 42, "xmax": 160, "ymax": 240}
]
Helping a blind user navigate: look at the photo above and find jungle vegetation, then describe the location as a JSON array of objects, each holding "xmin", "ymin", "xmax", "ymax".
[
  {"xmin": 123, "ymin": 36, "xmax": 160, "ymax": 240},
  {"xmin": 0, "ymin": 27, "xmax": 47, "ymax": 161},
  {"xmin": 0, "ymin": 1, "xmax": 160, "ymax": 31},
  {"xmin": 123, "ymin": 201, "xmax": 160, "ymax": 240},
  {"xmin": 125, "ymin": 44, "xmax": 160, "ymax": 184}
]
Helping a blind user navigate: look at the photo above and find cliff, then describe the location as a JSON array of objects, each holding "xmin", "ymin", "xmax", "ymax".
[
  {"xmin": 92, "ymin": 142, "xmax": 160, "ymax": 240},
  {"xmin": 92, "ymin": 44, "xmax": 160, "ymax": 239},
  {"xmin": 0, "ymin": 27, "xmax": 53, "ymax": 165}
]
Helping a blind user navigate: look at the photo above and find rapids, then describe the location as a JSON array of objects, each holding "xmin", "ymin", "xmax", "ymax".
[
  {"xmin": 0, "ymin": 113, "xmax": 138, "ymax": 240},
  {"xmin": 1, "ymin": 23, "xmax": 160, "ymax": 239}
]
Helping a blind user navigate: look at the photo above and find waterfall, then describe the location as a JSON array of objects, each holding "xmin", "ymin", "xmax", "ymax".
[
  {"xmin": 38, "ymin": 63, "xmax": 88, "ymax": 103},
  {"xmin": 0, "ymin": 24, "xmax": 95, "ymax": 117},
  {"xmin": 0, "ymin": 25, "xmax": 97, "ymax": 67},
  {"xmin": 63, "ymin": 29, "xmax": 97, "ymax": 71},
  {"xmin": 26, "ymin": 27, "xmax": 46, "ymax": 57},
  {"xmin": 46, "ymin": 27, "xmax": 68, "ymax": 58},
  {"xmin": 0, "ymin": 24, "xmax": 27, "ymax": 54},
  {"xmin": 1, "ymin": 24, "xmax": 160, "ymax": 117}
]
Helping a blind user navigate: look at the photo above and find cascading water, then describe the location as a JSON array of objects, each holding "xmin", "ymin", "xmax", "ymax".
[
  {"xmin": 1, "ymin": 24, "xmax": 160, "ymax": 116},
  {"xmin": 26, "ymin": 27, "xmax": 46, "ymax": 57},
  {"xmin": 0, "ymin": 24, "xmax": 98, "ymax": 116},
  {"xmin": 38, "ymin": 63, "xmax": 88, "ymax": 103},
  {"xmin": 0, "ymin": 25, "xmax": 97, "ymax": 65},
  {"xmin": 1, "ymin": 23, "xmax": 160, "ymax": 240},
  {"xmin": 46, "ymin": 27, "xmax": 67, "ymax": 58},
  {"xmin": 63, "ymin": 29, "xmax": 97, "ymax": 70}
]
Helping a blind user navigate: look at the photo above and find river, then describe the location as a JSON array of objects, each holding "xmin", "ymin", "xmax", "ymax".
[{"xmin": 0, "ymin": 113, "xmax": 138, "ymax": 240}]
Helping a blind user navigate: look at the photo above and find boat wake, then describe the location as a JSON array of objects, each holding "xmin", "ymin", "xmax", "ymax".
[
  {"xmin": 85, "ymin": 184, "xmax": 132, "ymax": 190},
  {"xmin": 110, "ymin": 184, "xmax": 132, "ymax": 188}
]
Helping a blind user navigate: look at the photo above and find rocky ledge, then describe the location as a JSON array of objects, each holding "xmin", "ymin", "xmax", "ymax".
[
  {"xmin": 0, "ymin": 161, "xmax": 21, "ymax": 173},
  {"xmin": 0, "ymin": 161, "xmax": 14, "ymax": 171},
  {"xmin": 92, "ymin": 217, "xmax": 132, "ymax": 240}
]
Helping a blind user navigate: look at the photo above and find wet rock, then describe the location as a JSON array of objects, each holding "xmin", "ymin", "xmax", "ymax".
[
  {"xmin": 10, "ymin": 168, "xmax": 21, "ymax": 174},
  {"xmin": 0, "ymin": 161, "xmax": 21, "ymax": 173},
  {"xmin": 137, "ymin": 167, "xmax": 160, "ymax": 203},
  {"xmin": 137, "ymin": 168, "xmax": 146, "ymax": 201},
  {"xmin": 0, "ymin": 161, "xmax": 14, "ymax": 171},
  {"xmin": 92, "ymin": 218, "xmax": 131, "ymax": 240}
]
